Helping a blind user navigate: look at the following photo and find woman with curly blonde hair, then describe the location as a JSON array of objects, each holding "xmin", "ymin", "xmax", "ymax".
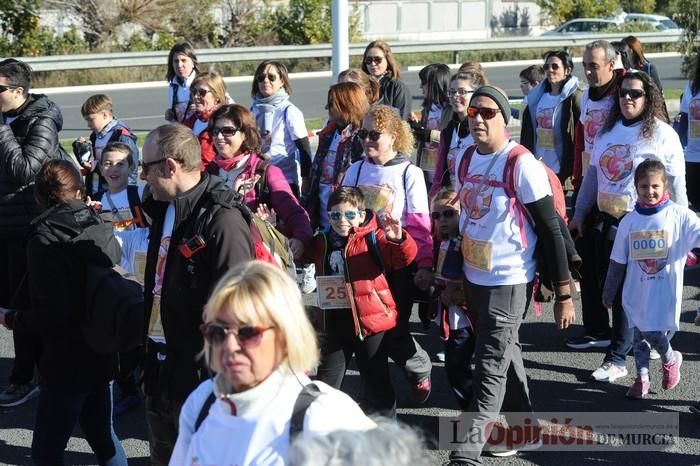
[{"xmin": 341, "ymin": 104, "xmax": 434, "ymax": 404}]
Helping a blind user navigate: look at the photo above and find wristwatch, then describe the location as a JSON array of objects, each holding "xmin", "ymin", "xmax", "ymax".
[{"xmin": 555, "ymin": 294, "xmax": 572, "ymax": 303}]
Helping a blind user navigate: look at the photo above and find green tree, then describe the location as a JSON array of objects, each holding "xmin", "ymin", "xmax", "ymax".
[
  {"xmin": 671, "ymin": 0, "xmax": 700, "ymax": 76},
  {"xmin": 620, "ymin": 0, "xmax": 656, "ymax": 13},
  {"xmin": 271, "ymin": 0, "xmax": 362, "ymax": 45},
  {"xmin": 536, "ymin": 0, "xmax": 620, "ymax": 26}
]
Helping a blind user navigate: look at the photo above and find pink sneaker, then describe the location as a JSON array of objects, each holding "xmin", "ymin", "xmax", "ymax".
[
  {"xmin": 662, "ymin": 351, "xmax": 683, "ymax": 390},
  {"xmin": 625, "ymin": 377, "xmax": 650, "ymax": 399},
  {"xmin": 411, "ymin": 375, "xmax": 431, "ymax": 404}
]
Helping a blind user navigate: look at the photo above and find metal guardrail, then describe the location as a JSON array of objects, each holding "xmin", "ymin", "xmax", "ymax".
[{"xmin": 21, "ymin": 32, "xmax": 682, "ymax": 72}]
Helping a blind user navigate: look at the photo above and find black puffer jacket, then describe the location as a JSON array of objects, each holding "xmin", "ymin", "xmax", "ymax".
[
  {"xmin": 0, "ymin": 94, "xmax": 64, "ymax": 235},
  {"xmin": 7, "ymin": 200, "xmax": 120, "ymax": 389},
  {"xmin": 142, "ymin": 173, "xmax": 255, "ymax": 402}
]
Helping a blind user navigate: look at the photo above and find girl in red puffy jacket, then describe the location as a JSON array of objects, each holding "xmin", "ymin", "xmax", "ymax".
[{"xmin": 302, "ymin": 186, "xmax": 417, "ymax": 416}]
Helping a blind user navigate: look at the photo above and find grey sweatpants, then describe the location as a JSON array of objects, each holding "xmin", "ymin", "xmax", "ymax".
[{"xmin": 449, "ymin": 280, "xmax": 534, "ymax": 464}]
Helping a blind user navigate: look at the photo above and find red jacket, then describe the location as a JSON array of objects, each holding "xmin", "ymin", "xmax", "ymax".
[
  {"xmin": 183, "ymin": 113, "xmax": 217, "ymax": 169},
  {"xmin": 304, "ymin": 211, "xmax": 417, "ymax": 338}
]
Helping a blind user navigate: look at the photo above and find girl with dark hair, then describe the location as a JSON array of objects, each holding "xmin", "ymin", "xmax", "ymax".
[
  {"xmin": 429, "ymin": 70, "xmax": 488, "ymax": 198},
  {"xmin": 571, "ymin": 71, "xmax": 687, "ymax": 386},
  {"xmin": 165, "ymin": 42, "xmax": 200, "ymax": 123},
  {"xmin": 412, "ymin": 64, "xmax": 453, "ymax": 185},
  {"xmin": 622, "ymin": 36, "xmax": 663, "ymax": 92},
  {"xmin": 0, "ymin": 159, "xmax": 127, "ymax": 466},
  {"xmin": 250, "ymin": 60, "xmax": 311, "ymax": 197},
  {"xmin": 520, "ymin": 49, "xmax": 582, "ymax": 183},
  {"xmin": 678, "ymin": 49, "xmax": 700, "ymax": 210},
  {"xmin": 302, "ymin": 82, "xmax": 369, "ymax": 231},
  {"xmin": 361, "ymin": 40, "xmax": 413, "ymax": 120},
  {"xmin": 206, "ymin": 104, "xmax": 312, "ymax": 258}
]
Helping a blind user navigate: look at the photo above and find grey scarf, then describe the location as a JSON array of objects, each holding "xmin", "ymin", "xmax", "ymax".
[{"xmin": 252, "ymin": 88, "xmax": 290, "ymax": 137}]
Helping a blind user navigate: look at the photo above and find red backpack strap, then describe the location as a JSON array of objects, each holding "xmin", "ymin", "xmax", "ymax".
[
  {"xmin": 457, "ymin": 144, "xmax": 477, "ymax": 186},
  {"xmin": 503, "ymin": 144, "xmax": 533, "ymax": 247}
]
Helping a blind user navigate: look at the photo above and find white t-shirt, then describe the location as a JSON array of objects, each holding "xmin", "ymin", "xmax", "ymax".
[
  {"xmin": 579, "ymin": 89, "xmax": 615, "ymax": 176},
  {"xmin": 419, "ymin": 103, "xmax": 442, "ymax": 175},
  {"xmin": 456, "ymin": 141, "xmax": 551, "ymax": 286},
  {"xmin": 318, "ymin": 131, "xmax": 342, "ymax": 231},
  {"xmin": 534, "ymin": 92, "xmax": 560, "ymax": 173},
  {"xmin": 611, "ymin": 203, "xmax": 700, "ymax": 331},
  {"xmin": 252, "ymin": 102, "xmax": 308, "ymax": 186},
  {"xmin": 148, "ymin": 203, "xmax": 175, "ymax": 344},
  {"xmin": 170, "ymin": 370, "xmax": 375, "ymax": 466},
  {"xmin": 680, "ymin": 82, "xmax": 700, "ymax": 162},
  {"xmin": 341, "ymin": 158, "xmax": 429, "ymax": 225},
  {"xmin": 591, "ymin": 119, "xmax": 685, "ymax": 218},
  {"xmin": 446, "ymin": 126, "xmax": 475, "ymax": 191},
  {"xmin": 98, "ymin": 185, "xmax": 146, "ymax": 232},
  {"xmin": 115, "ymin": 227, "xmax": 150, "ymax": 284}
]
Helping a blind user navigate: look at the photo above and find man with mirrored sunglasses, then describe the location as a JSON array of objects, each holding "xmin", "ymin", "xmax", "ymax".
[
  {"xmin": 0, "ymin": 59, "xmax": 73, "ymax": 409},
  {"xmin": 447, "ymin": 86, "xmax": 574, "ymax": 465},
  {"xmin": 138, "ymin": 123, "xmax": 254, "ymax": 465}
]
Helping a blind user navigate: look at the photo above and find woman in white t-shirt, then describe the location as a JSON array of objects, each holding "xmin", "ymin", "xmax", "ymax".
[
  {"xmin": 169, "ymin": 261, "xmax": 374, "ymax": 466},
  {"xmin": 250, "ymin": 61, "xmax": 311, "ymax": 197},
  {"xmin": 412, "ymin": 63, "xmax": 453, "ymax": 186},
  {"xmin": 164, "ymin": 42, "xmax": 199, "ymax": 124},
  {"xmin": 520, "ymin": 50, "xmax": 582, "ymax": 183},
  {"xmin": 429, "ymin": 69, "xmax": 487, "ymax": 198},
  {"xmin": 570, "ymin": 71, "xmax": 687, "ymax": 385},
  {"xmin": 678, "ymin": 51, "xmax": 700, "ymax": 209},
  {"xmin": 603, "ymin": 160, "xmax": 700, "ymax": 399}
]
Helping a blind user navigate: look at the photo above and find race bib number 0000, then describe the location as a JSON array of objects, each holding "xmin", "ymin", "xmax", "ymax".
[{"xmin": 629, "ymin": 230, "xmax": 669, "ymax": 260}]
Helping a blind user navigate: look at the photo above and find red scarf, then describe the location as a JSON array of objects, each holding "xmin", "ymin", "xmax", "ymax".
[{"xmin": 214, "ymin": 152, "xmax": 250, "ymax": 171}]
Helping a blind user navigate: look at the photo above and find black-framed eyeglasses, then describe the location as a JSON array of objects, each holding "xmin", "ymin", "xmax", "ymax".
[
  {"xmin": 328, "ymin": 210, "xmax": 363, "ymax": 222},
  {"xmin": 618, "ymin": 88, "xmax": 646, "ymax": 100},
  {"xmin": 431, "ymin": 209, "xmax": 458, "ymax": 220},
  {"xmin": 357, "ymin": 128, "xmax": 382, "ymax": 141},
  {"xmin": 364, "ymin": 56, "xmax": 384, "ymax": 65},
  {"xmin": 0, "ymin": 84, "xmax": 17, "ymax": 94},
  {"xmin": 200, "ymin": 322, "xmax": 274, "ymax": 347},
  {"xmin": 190, "ymin": 87, "xmax": 212, "ymax": 98},
  {"xmin": 256, "ymin": 73, "xmax": 278, "ymax": 83},
  {"xmin": 448, "ymin": 88, "xmax": 474, "ymax": 98},
  {"xmin": 140, "ymin": 158, "xmax": 166, "ymax": 174},
  {"xmin": 543, "ymin": 62, "xmax": 561, "ymax": 71},
  {"xmin": 467, "ymin": 106, "xmax": 501, "ymax": 120},
  {"xmin": 211, "ymin": 126, "xmax": 239, "ymax": 137}
]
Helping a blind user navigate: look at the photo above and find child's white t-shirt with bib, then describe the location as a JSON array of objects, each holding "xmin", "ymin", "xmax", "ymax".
[
  {"xmin": 99, "ymin": 185, "xmax": 145, "ymax": 232},
  {"xmin": 456, "ymin": 141, "xmax": 551, "ymax": 286},
  {"xmin": 590, "ymin": 119, "xmax": 684, "ymax": 219},
  {"xmin": 611, "ymin": 202, "xmax": 700, "ymax": 331}
]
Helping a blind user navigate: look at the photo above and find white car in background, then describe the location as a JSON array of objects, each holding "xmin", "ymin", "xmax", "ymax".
[
  {"xmin": 541, "ymin": 18, "xmax": 620, "ymax": 36},
  {"xmin": 623, "ymin": 13, "xmax": 682, "ymax": 32}
]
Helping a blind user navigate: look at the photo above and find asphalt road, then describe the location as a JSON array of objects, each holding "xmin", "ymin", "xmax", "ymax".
[
  {"xmin": 49, "ymin": 55, "xmax": 686, "ymax": 141},
  {"xmin": 2, "ymin": 266, "xmax": 700, "ymax": 465}
]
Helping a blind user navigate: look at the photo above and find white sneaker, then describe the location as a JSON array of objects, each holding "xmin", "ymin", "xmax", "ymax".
[
  {"xmin": 649, "ymin": 348, "xmax": 661, "ymax": 360},
  {"xmin": 591, "ymin": 361, "xmax": 628, "ymax": 382}
]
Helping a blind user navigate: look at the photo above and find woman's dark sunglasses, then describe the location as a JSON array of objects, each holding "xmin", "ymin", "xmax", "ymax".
[
  {"xmin": 543, "ymin": 63, "xmax": 561, "ymax": 71},
  {"xmin": 190, "ymin": 88, "xmax": 211, "ymax": 98},
  {"xmin": 357, "ymin": 128, "xmax": 382, "ymax": 141},
  {"xmin": 211, "ymin": 126, "xmax": 239, "ymax": 137},
  {"xmin": 200, "ymin": 323, "xmax": 273, "ymax": 347},
  {"xmin": 618, "ymin": 88, "xmax": 646, "ymax": 100},
  {"xmin": 256, "ymin": 73, "xmax": 278, "ymax": 83},
  {"xmin": 431, "ymin": 209, "xmax": 457, "ymax": 220},
  {"xmin": 364, "ymin": 57, "xmax": 384, "ymax": 65},
  {"xmin": 466, "ymin": 106, "xmax": 501, "ymax": 120}
]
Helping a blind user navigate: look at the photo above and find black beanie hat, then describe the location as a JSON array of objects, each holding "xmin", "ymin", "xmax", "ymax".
[{"xmin": 470, "ymin": 85, "xmax": 510, "ymax": 125}]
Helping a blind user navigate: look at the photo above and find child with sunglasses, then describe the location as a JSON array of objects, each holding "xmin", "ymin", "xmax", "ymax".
[
  {"xmin": 430, "ymin": 187, "xmax": 474, "ymax": 410},
  {"xmin": 301, "ymin": 187, "xmax": 417, "ymax": 416}
]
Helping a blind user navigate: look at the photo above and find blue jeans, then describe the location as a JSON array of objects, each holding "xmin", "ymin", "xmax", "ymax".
[{"xmin": 31, "ymin": 382, "xmax": 127, "ymax": 466}]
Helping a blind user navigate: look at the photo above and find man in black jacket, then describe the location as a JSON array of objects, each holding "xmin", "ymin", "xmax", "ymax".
[
  {"xmin": 0, "ymin": 59, "xmax": 66, "ymax": 407},
  {"xmin": 140, "ymin": 124, "xmax": 254, "ymax": 465}
]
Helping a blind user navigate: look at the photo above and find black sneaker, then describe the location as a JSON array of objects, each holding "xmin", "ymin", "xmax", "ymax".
[
  {"xmin": 689, "ymin": 404, "xmax": 700, "ymax": 415},
  {"xmin": 565, "ymin": 335, "xmax": 611, "ymax": 350}
]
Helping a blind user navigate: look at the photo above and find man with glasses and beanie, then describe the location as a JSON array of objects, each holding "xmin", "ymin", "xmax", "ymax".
[
  {"xmin": 139, "ymin": 123, "xmax": 254, "ymax": 465},
  {"xmin": 447, "ymin": 86, "xmax": 575, "ymax": 464},
  {"xmin": 0, "ymin": 58, "xmax": 68, "ymax": 407}
]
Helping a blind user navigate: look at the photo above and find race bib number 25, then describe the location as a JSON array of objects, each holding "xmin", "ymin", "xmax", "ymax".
[{"xmin": 317, "ymin": 276, "xmax": 351, "ymax": 309}]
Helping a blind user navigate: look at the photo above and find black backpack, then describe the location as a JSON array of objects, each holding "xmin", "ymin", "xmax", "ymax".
[{"xmin": 194, "ymin": 383, "xmax": 321, "ymax": 435}]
